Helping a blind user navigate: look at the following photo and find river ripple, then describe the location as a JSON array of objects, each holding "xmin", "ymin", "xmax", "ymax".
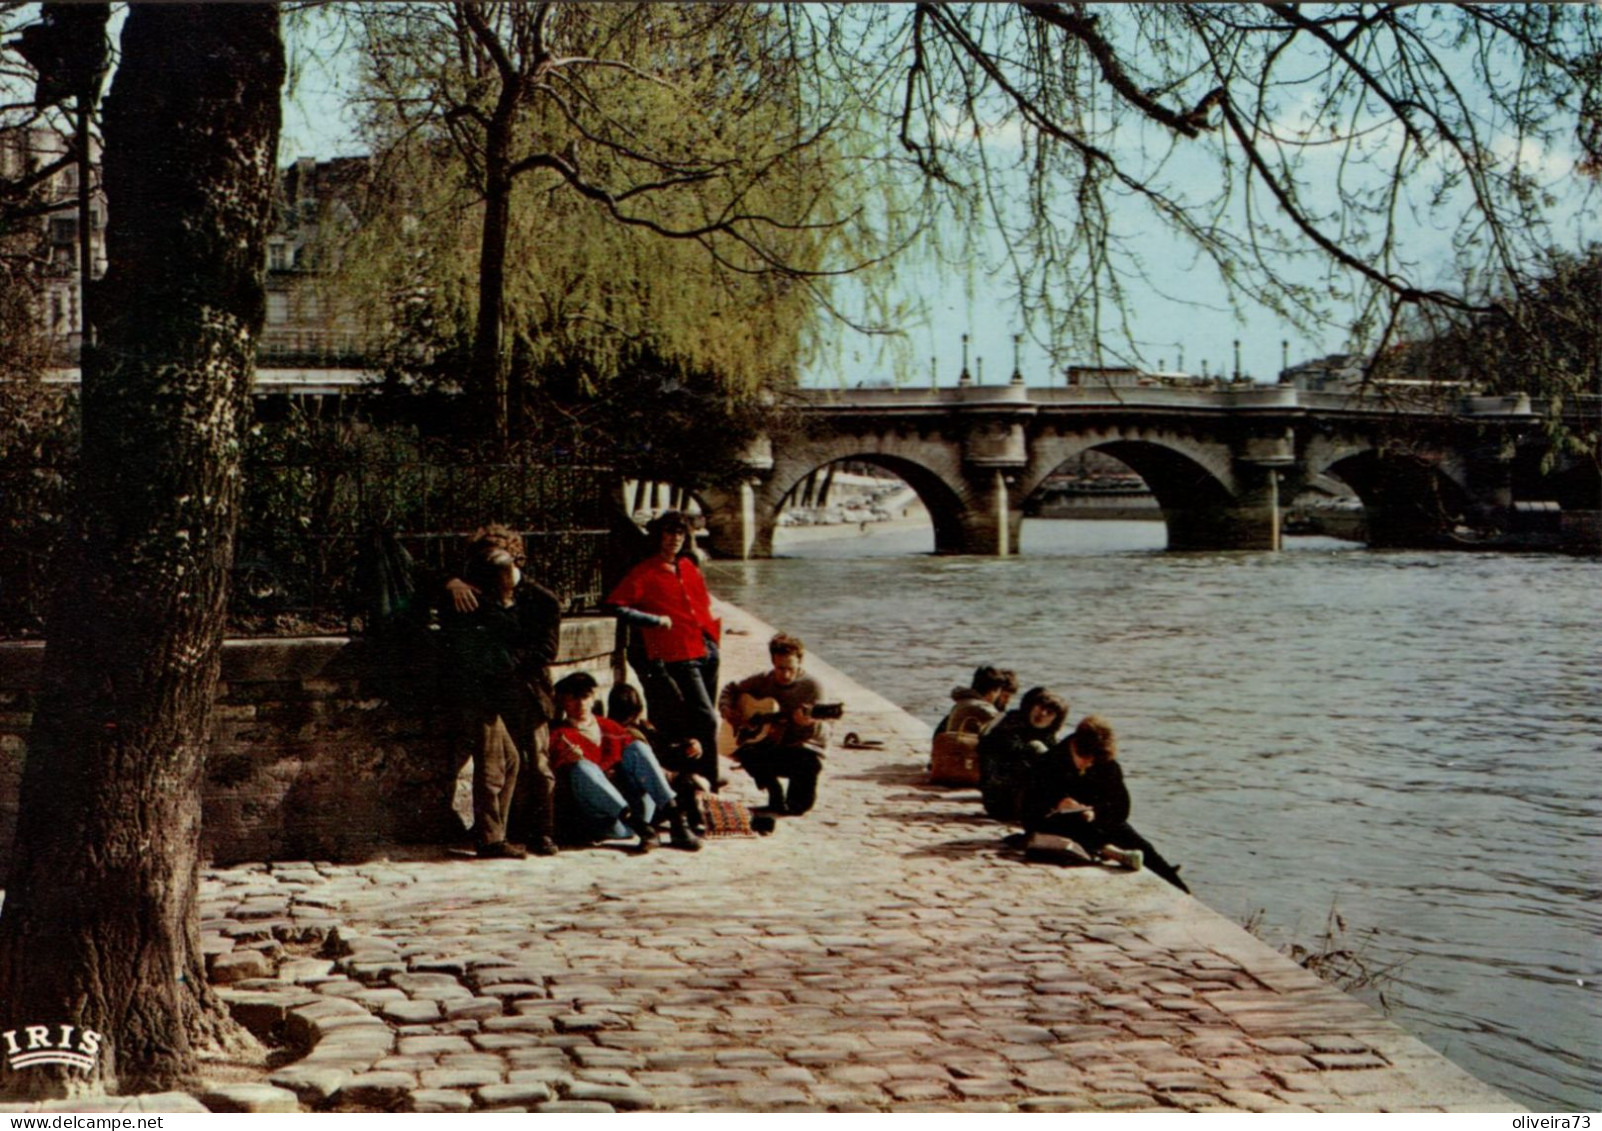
[{"xmin": 705, "ymin": 520, "xmax": 1601, "ymax": 1110}]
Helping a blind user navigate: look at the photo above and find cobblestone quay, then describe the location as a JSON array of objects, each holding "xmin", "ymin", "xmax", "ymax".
[{"xmin": 196, "ymin": 602, "xmax": 1519, "ymax": 1113}]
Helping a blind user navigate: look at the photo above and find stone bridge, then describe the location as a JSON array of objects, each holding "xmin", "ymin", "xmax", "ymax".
[{"xmin": 697, "ymin": 384, "xmax": 1542, "ymax": 557}]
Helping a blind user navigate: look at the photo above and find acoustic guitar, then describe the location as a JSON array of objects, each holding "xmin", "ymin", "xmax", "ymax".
[{"xmin": 733, "ymin": 693, "xmax": 844, "ymax": 746}]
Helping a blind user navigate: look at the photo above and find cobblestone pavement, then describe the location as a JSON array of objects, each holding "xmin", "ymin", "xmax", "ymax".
[{"xmin": 195, "ymin": 604, "xmax": 1521, "ymax": 1113}]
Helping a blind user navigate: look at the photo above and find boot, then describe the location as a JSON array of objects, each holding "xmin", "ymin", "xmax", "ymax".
[
  {"xmin": 674, "ymin": 778, "xmax": 705, "ymax": 835},
  {"xmin": 668, "ymin": 804, "xmax": 703, "ymax": 852},
  {"xmin": 623, "ymin": 807, "xmax": 658, "ymax": 854}
]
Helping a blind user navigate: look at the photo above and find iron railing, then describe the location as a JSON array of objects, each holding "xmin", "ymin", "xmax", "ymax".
[{"xmin": 0, "ymin": 433, "xmax": 614, "ymax": 638}]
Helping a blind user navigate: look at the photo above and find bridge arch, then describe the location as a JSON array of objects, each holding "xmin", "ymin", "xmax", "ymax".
[
  {"xmin": 701, "ymin": 429, "xmax": 986, "ymax": 557},
  {"xmin": 1317, "ymin": 448, "xmax": 1476, "ymax": 548},
  {"xmin": 767, "ymin": 453, "xmax": 962, "ymax": 551},
  {"xmin": 1021, "ymin": 429, "xmax": 1250, "ymax": 551},
  {"xmin": 1302, "ymin": 437, "xmax": 1479, "ymax": 547}
]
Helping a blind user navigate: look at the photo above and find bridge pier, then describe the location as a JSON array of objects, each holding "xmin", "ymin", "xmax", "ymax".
[
  {"xmin": 701, "ymin": 480, "xmax": 772, "ymax": 560},
  {"xmin": 952, "ymin": 468, "xmax": 1023, "ymax": 556},
  {"xmin": 1166, "ymin": 463, "xmax": 1282, "ymax": 551}
]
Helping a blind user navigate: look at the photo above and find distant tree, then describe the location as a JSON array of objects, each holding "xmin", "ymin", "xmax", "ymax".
[
  {"xmin": 0, "ymin": 4, "xmax": 284, "ymax": 1097},
  {"xmin": 1378, "ymin": 246, "xmax": 1602, "ymax": 491}
]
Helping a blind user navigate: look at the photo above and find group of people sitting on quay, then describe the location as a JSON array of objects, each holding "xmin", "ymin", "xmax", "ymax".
[
  {"xmin": 933, "ymin": 666, "xmax": 1190, "ymax": 892},
  {"xmin": 442, "ymin": 513, "xmax": 836, "ymax": 861}
]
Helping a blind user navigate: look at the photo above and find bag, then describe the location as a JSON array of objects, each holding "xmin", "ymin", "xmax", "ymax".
[
  {"xmin": 929, "ymin": 726, "xmax": 981, "ymax": 786},
  {"xmin": 1023, "ymin": 831, "xmax": 1095, "ymax": 866}
]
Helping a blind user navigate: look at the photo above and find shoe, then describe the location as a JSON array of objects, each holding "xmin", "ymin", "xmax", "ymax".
[
  {"xmin": 751, "ymin": 814, "xmax": 777, "ymax": 836},
  {"xmin": 1105, "ymin": 846, "xmax": 1143, "ymax": 872},
  {"xmin": 531, "ymin": 837, "xmax": 559, "ymax": 857},
  {"xmin": 1001, "ymin": 832, "xmax": 1028, "ymax": 849},
  {"xmin": 634, "ymin": 827, "xmax": 659, "ymax": 854},
  {"xmin": 478, "ymin": 840, "xmax": 528, "ymax": 860}
]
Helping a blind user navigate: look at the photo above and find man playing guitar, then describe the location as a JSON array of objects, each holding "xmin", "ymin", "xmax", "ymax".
[{"xmin": 718, "ymin": 633, "xmax": 839, "ymax": 816}]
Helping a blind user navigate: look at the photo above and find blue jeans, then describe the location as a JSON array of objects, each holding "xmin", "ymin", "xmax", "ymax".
[{"xmin": 565, "ymin": 741, "xmax": 676, "ymax": 841}]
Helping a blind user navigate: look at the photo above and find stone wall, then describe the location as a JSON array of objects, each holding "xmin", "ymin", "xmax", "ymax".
[{"xmin": 0, "ymin": 619, "xmax": 621, "ymax": 874}]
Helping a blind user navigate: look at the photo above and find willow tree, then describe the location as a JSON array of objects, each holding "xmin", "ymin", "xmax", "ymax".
[
  {"xmin": 346, "ymin": 2, "xmax": 902, "ymax": 451},
  {"xmin": 0, "ymin": 5, "xmax": 284, "ymax": 1098}
]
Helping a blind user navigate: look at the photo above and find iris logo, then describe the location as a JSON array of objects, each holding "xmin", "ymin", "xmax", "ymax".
[{"xmin": 2, "ymin": 1024, "xmax": 103, "ymax": 1072}]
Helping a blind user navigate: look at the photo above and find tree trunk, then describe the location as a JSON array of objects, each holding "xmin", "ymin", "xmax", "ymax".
[
  {"xmin": 469, "ymin": 94, "xmax": 518, "ymax": 452},
  {"xmin": 0, "ymin": 5, "xmax": 283, "ymax": 1099}
]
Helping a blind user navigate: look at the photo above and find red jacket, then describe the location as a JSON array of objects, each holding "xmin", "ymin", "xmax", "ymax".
[
  {"xmin": 606, "ymin": 555, "xmax": 721, "ymax": 663},
  {"xmin": 550, "ymin": 715, "xmax": 630, "ymax": 775}
]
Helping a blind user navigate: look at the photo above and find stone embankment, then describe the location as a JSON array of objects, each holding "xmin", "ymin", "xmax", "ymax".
[{"xmin": 5, "ymin": 601, "xmax": 1522, "ymax": 1113}]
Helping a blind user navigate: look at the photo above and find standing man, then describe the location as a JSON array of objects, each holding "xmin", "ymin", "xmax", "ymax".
[
  {"xmin": 442, "ymin": 525, "xmax": 562, "ymax": 858},
  {"xmin": 719, "ymin": 633, "xmax": 832, "ymax": 816}
]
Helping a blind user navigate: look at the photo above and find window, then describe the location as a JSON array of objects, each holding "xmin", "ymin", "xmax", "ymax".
[
  {"xmin": 49, "ymin": 217, "xmax": 77, "ymax": 245},
  {"xmin": 266, "ymin": 292, "xmax": 289, "ymax": 325},
  {"xmin": 268, "ymin": 242, "xmax": 288, "ymax": 271}
]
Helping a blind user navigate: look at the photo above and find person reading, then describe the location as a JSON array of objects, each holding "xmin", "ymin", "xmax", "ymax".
[
  {"xmin": 719, "ymin": 633, "xmax": 839, "ymax": 816},
  {"xmin": 1025, "ymin": 715, "xmax": 1189, "ymax": 892}
]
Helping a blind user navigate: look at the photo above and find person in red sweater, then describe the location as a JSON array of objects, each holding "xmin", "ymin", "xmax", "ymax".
[
  {"xmin": 549, "ymin": 672, "xmax": 701, "ymax": 853},
  {"xmin": 606, "ymin": 511, "xmax": 723, "ymax": 789}
]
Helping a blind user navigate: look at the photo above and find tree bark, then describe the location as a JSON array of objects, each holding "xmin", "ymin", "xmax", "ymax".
[
  {"xmin": 0, "ymin": 5, "xmax": 283, "ymax": 1099},
  {"xmin": 469, "ymin": 91, "xmax": 518, "ymax": 451}
]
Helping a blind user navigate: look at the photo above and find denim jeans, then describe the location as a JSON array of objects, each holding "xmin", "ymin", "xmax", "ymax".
[{"xmin": 565, "ymin": 740, "xmax": 676, "ymax": 841}]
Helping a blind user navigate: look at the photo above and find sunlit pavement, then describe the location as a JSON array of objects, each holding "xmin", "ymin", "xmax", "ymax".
[{"xmin": 191, "ymin": 602, "xmax": 1521, "ymax": 1113}]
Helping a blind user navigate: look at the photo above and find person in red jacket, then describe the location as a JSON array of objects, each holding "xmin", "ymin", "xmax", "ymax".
[
  {"xmin": 606, "ymin": 511, "xmax": 724, "ymax": 789},
  {"xmin": 549, "ymin": 672, "xmax": 701, "ymax": 853}
]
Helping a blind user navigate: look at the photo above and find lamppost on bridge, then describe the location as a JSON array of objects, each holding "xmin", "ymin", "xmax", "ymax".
[
  {"xmin": 959, "ymin": 333, "xmax": 972, "ymax": 387},
  {"xmin": 1011, "ymin": 333, "xmax": 1024, "ymax": 385}
]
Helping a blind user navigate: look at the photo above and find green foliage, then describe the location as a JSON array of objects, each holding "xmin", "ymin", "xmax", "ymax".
[
  {"xmin": 1379, "ymin": 245, "xmax": 1602, "ymax": 480},
  {"xmin": 341, "ymin": 3, "xmax": 897, "ymax": 425}
]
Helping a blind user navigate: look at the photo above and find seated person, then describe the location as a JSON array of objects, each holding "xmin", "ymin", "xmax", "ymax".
[
  {"xmin": 719, "ymin": 633, "xmax": 832, "ymax": 816},
  {"xmin": 930, "ymin": 665, "xmax": 1019, "ymax": 785},
  {"xmin": 607, "ymin": 682, "xmax": 708, "ymax": 835},
  {"xmin": 549, "ymin": 672, "xmax": 701, "ymax": 853},
  {"xmin": 977, "ymin": 686, "xmax": 1068, "ymax": 821},
  {"xmin": 936, "ymin": 665, "xmax": 1018, "ymax": 735},
  {"xmin": 1025, "ymin": 715, "xmax": 1189, "ymax": 892}
]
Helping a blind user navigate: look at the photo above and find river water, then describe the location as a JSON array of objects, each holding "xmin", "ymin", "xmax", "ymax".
[{"xmin": 704, "ymin": 519, "xmax": 1601, "ymax": 1110}]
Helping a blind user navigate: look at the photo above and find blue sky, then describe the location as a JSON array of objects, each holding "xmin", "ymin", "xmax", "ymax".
[{"xmin": 277, "ymin": 8, "xmax": 1597, "ymax": 390}]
